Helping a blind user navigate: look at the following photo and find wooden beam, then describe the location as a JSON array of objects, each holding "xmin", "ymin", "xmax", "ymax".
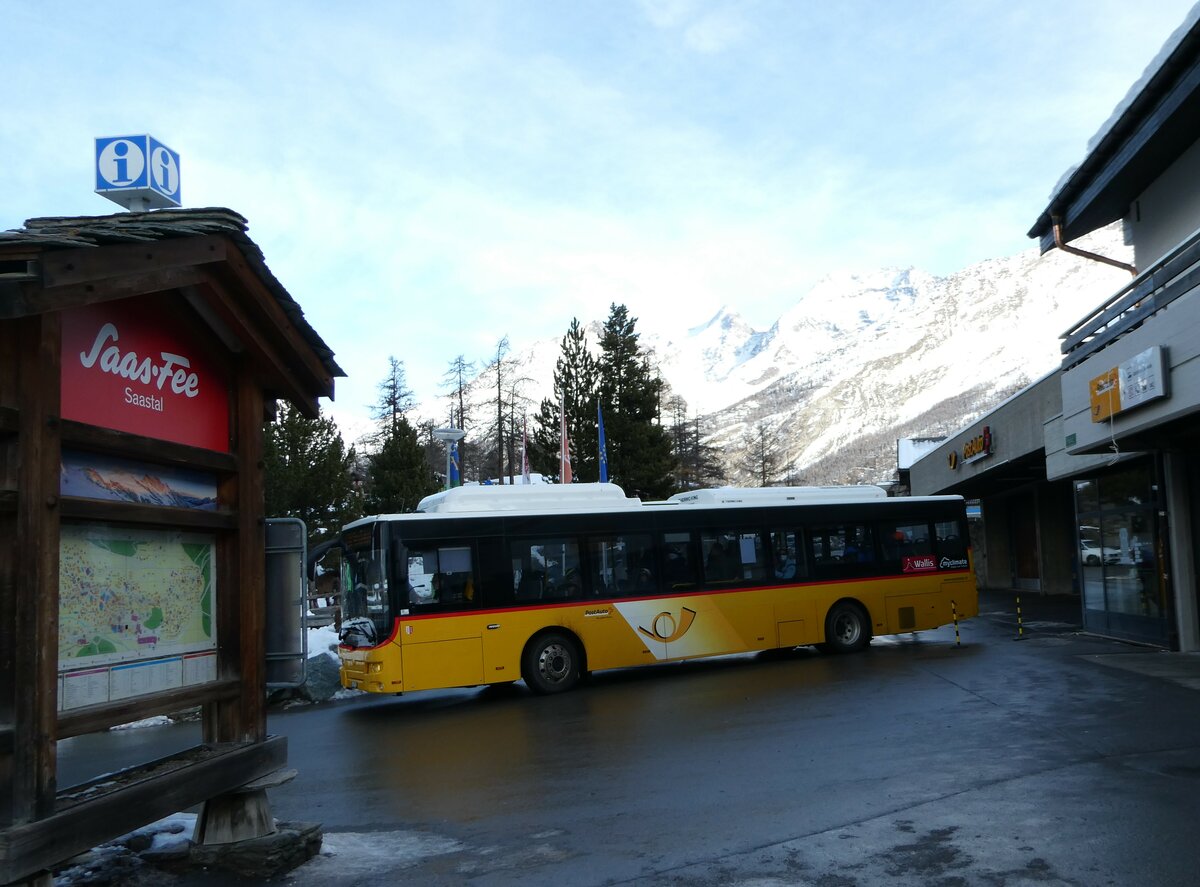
[
  {"xmin": 0, "ymin": 236, "xmax": 229, "ymax": 320},
  {"xmin": 0, "ymin": 323, "xmax": 15, "ymax": 828},
  {"xmin": 205, "ymin": 363, "xmax": 268, "ymax": 747},
  {"xmin": 59, "ymin": 498, "xmax": 238, "ymax": 531},
  {"xmin": 13, "ymin": 313, "xmax": 62, "ymax": 823},
  {"xmin": 0, "ymin": 736, "xmax": 287, "ymax": 884},
  {"xmin": 209, "ymin": 249, "xmax": 335, "ymax": 401},
  {"xmin": 0, "ymin": 267, "xmax": 207, "ymax": 320},
  {"xmin": 59, "ymin": 419, "xmax": 238, "ymax": 473},
  {"xmin": 56, "ymin": 679, "xmax": 241, "ymax": 740},
  {"xmin": 237, "ymin": 369, "xmax": 267, "ymax": 742},
  {"xmin": 189, "ymin": 278, "xmax": 322, "ymax": 418},
  {"xmin": 37, "ymin": 236, "xmax": 228, "ymax": 289}
]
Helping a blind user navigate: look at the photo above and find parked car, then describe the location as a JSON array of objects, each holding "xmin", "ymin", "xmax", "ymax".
[{"xmin": 1080, "ymin": 539, "xmax": 1122, "ymax": 565}]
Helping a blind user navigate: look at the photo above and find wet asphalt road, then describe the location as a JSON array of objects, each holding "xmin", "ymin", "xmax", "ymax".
[{"xmin": 59, "ymin": 592, "xmax": 1200, "ymax": 885}]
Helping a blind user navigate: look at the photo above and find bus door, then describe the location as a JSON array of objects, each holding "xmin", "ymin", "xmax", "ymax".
[{"xmin": 399, "ymin": 542, "xmax": 484, "ymax": 690}]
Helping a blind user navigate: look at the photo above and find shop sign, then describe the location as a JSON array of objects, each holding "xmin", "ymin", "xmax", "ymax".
[
  {"xmin": 61, "ymin": 296, "xmax": 230, "ymax": 451},
  {"xmin": 949, "ymin": 425, "xmax": 993, "ymax": 469},
  {"xmin": 1089, "ymin": 345, "xmax": 1168, "ymax": 423}
]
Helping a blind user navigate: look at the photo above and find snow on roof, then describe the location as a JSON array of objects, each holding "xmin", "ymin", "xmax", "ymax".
[
  {"xmin": 416, "ymin": 482, "xmax": 643, "ymax": 514},
  {"xmin": 1047, "ymin": 4, "xmax": 1200, "ymax": 202},
  {"xmin": 666, "ymin": 485, "xmax": 888, "ymax": 506},
  {"xmin": 897, "ymin": 438, "xmax": 947, "ymax": 470}
]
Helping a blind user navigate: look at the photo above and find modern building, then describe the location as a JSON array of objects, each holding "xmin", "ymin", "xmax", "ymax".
[{"xmin": 912, "ymin": 9, "xmax": 1200, "ymax": 651}]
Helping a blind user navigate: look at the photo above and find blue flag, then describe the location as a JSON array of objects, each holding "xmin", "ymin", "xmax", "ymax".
[
  {"xmin": 597, "ymin": 403, "xmax": 609, "ymax": 483},
  {"xmin": 450, "ymin": 441, "xmax": 461, "ymax": 487}
]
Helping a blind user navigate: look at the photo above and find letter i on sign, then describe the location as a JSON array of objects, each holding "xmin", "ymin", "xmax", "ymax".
[{"xmin": 113, "ymin": 142, "xmax": 130, "ymax": 184}]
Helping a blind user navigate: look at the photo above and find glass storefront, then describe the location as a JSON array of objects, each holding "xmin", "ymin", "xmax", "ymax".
[{"xmin": 1074, "ymin": 460, "xmax": 1170, "ymax": 646}]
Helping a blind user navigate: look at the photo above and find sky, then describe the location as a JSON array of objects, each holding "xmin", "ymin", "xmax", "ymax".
[{"xmin": 4, "ymin": 0, "xmax": 1197, "ymax": 440}]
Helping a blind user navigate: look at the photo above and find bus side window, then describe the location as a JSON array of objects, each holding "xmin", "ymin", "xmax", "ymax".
[
  {"xmin": 662, "ymin": 531, "xmax": 698, "ymax": 589},
  {"xmin": 701, "ymin": 531, "xmax": 738, "ymax": 582},
  {"xmin": 405, "ymin": 544, "xmax": 475, "ymax": 607},
  {"xmin": 879, "ymin": 520, "xmax": 933, "ymax": 569},
  {"xmin": 935, "ymin": 519, "xmax": 968, "ymax": 561},
  {"xmin": 511, "ymin": 538, "xmax": 583, "ymax": 601},
  {"xmin": 738, "ymin": 531, "xmax": 769, "ymax": 582},
  {"xmin": 511, "ymin": 542, "xmax": 544, "ymax": 601},
  {"xmin": 438, "ymin": 546, "xmax": 473, "ymax": 603},
  {"xmin": 702, "ymin": 530, "xmax": 769, "ymax": 585},
  {"xmin": 808, "ymin": 524, "xmax": 876, "ymax": 572},
  {"xmin": 771, "ymin": 529, "xmax": 800, "ymax": 580},
  {"xmin": 589, "ymin": 533, "xmax": 655, "ymax": 596}
]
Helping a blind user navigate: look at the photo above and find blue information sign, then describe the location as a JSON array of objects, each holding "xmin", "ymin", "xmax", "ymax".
[{"xmin": 95, "ymin": 134, "xmax": 181, "ymax": 210}]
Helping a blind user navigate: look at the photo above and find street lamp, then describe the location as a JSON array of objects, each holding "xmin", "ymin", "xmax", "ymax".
[{"xmin": 432, "ymin": 427, "xmax": 466, "ymax": 491}]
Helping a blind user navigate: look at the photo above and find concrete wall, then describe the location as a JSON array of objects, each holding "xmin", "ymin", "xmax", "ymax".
[
  {"xmin": 980, "ymin": 496, "xmax": 1013, "ymax": 590},
  {"xmin": 1128, "ymin": 138, "xmax": 1200, "ymax": 269},
  {"xmin": 911, "ymin": 373, "xmax": 1060, "ymax": 496},
  {"xmin": 1061, "ymin": 284, "xmax": 1200, "ymax": 456},
  {"xmin": 1043, "ymin": 413, "xmax": 1133, "ymax": 482},
  {"xmin": 1038, "ymin": 482, "xmax": 1079, "ymax": 596}
]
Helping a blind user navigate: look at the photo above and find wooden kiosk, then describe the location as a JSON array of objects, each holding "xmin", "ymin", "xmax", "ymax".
[{"xmin": 0, "ymin": 208, "xmax": 342, "ymax": 884}]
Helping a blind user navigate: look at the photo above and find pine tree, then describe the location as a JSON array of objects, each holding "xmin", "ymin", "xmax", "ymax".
[
  {"xmin": 263, "ymin": 402, "xmax": 359, "ymax": 540},
  {"xmin": 364, "ymin": 427, "xmax": 434, "ymax": 513},
  {"xmin": 666, "ymin": 395, "xmax": 726, "ymax": 490},
  {"xmin": 472, "ymin": 337, "xmax": 533, "ymax": 483},
  {"xmin": 363, "ymin": 356, "xmax": 437, "ymax": 512},
  {"xmin": 442, "ymin": 354, "xmax": 474, "ymax": 430},
  {"xmin": 596, "ymin": 304, "xmax": 676, "ymax": 499},
  {"xmin": 739, "ymin": 419, "xmax": 784, "ymax": 487},
  {"xmin": 441, "ymin": 354, "xmax": 477, "ymax": 481},
  {"xmin": 371, "ymin": 356, "xmax": 415, "ymax": 442},
  {"xmin": 532, "ymin": 318, "xmax": 599, "ymax": 481}
]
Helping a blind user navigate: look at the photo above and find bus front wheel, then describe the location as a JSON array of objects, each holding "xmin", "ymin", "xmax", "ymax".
[
  {"xmin": 522, "ymin": 632, "xmax": 582, "ymax": 695},
  {"xmin": 821, "ymin": 601, "xmax": 870, "ymax": 654}
]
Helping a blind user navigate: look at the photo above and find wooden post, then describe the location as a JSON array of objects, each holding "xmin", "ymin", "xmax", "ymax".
[
  {"xmin": 237, "ymin": 366, "xmax": 267, "ymax": 744},
  {"xmin": 12, "ymin": 312, "xmax": 61, "ymax": 824}
]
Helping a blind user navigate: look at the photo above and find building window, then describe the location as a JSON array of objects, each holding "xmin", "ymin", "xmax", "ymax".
[{"xmin": 1074, "ymin": 460, "xmax": 1166, "ymax": 644}]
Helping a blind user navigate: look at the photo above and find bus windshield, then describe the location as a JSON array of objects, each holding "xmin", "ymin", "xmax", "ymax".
[{"xmin": 339, "ymin": 523, "xmax": 392, "ymax": 648}]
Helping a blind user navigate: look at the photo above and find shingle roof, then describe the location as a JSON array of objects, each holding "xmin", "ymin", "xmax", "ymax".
[{"xmin": 0, "ymin": 206, "xmax": 344, "ymax": 378}]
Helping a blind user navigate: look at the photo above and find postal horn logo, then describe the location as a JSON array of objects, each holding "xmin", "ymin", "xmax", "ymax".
[{"xmin": 637, "ymin": 607, "xmax": 698, "ymax": 643}]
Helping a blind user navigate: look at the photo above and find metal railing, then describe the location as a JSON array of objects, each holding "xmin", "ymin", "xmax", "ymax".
[{"xmin": 1061, "ymin": 224, "xmax": 1200, "ymax": 370}]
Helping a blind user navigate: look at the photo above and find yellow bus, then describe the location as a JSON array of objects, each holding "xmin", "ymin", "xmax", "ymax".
[{"xmin": 336, "ymin": 483, "xmax": 977, "ymax": 695}]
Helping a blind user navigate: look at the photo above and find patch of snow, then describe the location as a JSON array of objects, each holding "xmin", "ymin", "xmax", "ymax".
[
  {"xmin": 307, "ymin": 623, "xmax": 341, "ymax": 658},
  {"xmin": 290, "ymin": 831, "xmax": 464, "ymax": 883},
  {"xmin": 109, "ymin": 715, "xmax": 173, "ymax": 731}
]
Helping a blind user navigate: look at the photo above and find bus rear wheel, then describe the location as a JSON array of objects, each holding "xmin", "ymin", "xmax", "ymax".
[
  {"xmin": 821, "ymin": 601, "xmax": 870, "ymax": 654},
  {"xmin": 522, "ymin": 632, "xmax": 582, "ymax": 695}
]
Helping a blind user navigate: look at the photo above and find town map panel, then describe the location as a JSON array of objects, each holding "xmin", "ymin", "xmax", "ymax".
[{"xmin": 58, "ymin": 524, "xmax": 217, "ymax": 710}]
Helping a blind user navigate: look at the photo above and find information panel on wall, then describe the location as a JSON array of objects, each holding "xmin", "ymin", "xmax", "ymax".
[
  {"xmin": 1089, "ymin": 345, "xmax": 1169, "ymax": 423},
  {"xmin": 57, "ymin": 524, "xmax": 217, "ymax": 711}
]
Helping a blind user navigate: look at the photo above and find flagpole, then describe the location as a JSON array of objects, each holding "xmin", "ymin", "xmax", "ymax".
[
  {"xmin": 521, "ymin": 415, "xmax": 530, "ymax": 485},
  {"xmin": 560, "ymin": 395, "xmax": 572, "ymax": 484},
  {"xmin": 598, "ymin": 401, "xmax": 609, "ymax": 484}
]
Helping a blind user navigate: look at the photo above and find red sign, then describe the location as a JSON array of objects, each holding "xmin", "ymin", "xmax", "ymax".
[
  {"xmin": 61, "ymin": 297, "xmax": 230, "ymax": 452},
  {"xmin": 902, "ymin": 555, "xmax": 937, "ymax": 573}
]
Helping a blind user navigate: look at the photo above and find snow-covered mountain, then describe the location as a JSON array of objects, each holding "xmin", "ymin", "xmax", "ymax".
[{"xmin": 422, "ymin": 225, "xmax": 1132, "ymax": 486}]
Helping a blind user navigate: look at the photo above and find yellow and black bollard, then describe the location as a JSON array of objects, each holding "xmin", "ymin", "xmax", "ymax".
[
  {"xmin": 951, "ymin": 599, "xmax": 961, "ymax": 647},
  {"xmin": 1014, "ymin": 595, "xmax": 1027, "ymax": 641}
]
